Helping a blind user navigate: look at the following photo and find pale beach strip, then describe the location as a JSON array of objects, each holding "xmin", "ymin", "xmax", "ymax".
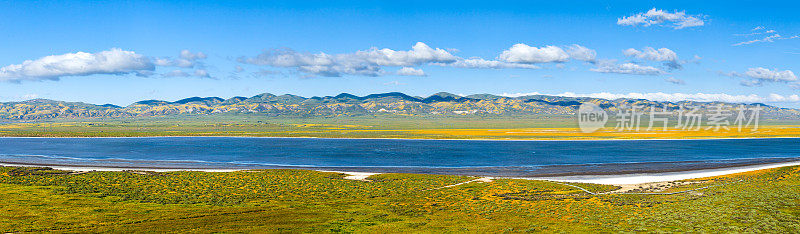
[
  {"xmin": 536, "ymin": 160, "xmax": 800, "ymax": 185},
  {"xmin": 3, "ymin": 160, "xmax": 800, "ymax": 185}
]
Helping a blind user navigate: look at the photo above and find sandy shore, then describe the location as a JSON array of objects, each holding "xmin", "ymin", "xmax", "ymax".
[
  {"xmin": 0, "ymin": 163, "xmax": 378, "ymax": 180},
  {"xmin": 536, "ymin": 160, "xmax": 800, "ymax": 184},
  {"xmin": 317, "ymin": 170, "xmax": 381, "ymax": 180},
  {"xmin": 3, "ymin": 160, "xmax": 800, "ymax": 185}
]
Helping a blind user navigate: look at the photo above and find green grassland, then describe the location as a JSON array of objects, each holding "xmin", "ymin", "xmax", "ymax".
[
  {"xmin": 2, "ymin": 114, "xmax": 800, "ymax": 139},
  {"xmin": 0, "ymin": 114, "xmax": 579, "ymax": 138},
  {"xmin": 1, "ymin": 166, "xmax": 799, "ymax": 232}
]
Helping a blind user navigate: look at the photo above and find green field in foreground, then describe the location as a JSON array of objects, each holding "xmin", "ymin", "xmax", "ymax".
[
  {"xmin": 2, "ymin": 114, "xmax": 800, "ymax": 139},
  {"xmin": 1, "ymin": 166, "xmax": 799, "ymax": 232}
]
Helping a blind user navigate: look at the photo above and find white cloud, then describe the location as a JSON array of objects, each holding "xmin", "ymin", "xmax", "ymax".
[
  {"xmin": 354, "ymin": 42, "xmax": 458, "ymax": 66},
  {"xmin": 498, "ymin": 44, "xmax": 569, "ymax": 64},
  {"xmin": 396, "ymin": 67, "xmax": 426, "ymax": 76},
  {"xmin": 617, "ymin": 8, "xmax": 705, "ymax": 29},
  {"xmin": 447, "ymin": 43, "xmax": 593, "ymax": 68},
  {"xmin": 744, "ymin": 67, "xmax": 796, "ymax": 82},
  {"xmin": 565, "ymin": 44, "xmax": 597, "ymax": 62},
  {"xmin": 241, "ymin": 42, "xmax": 597, "ymax": 77},
  {"xmin": 723, "ymin": 67, "xmax": 796, "ymax": 87},
  {"xmin": 180, "ymin": 50, "xmax": 207, "ymax": 60},
  {"xmin": 734, "ymin": 27, "xmax": 776, "ymax": 36},
  {"xmin": 383, "ymin": 80, "xmax": 405, "ymax": 86},
  {"xmin": 244, "ymin": 49, "xmax": 334, "ymax": 67},
  {"xmin": 249, "ymin": 69, "xmax": 281, "ymax": 78},
  {"xmin": 163, "ymin": 68, "xmax": 211, "ymax": 78},
  {"xmin": 194, "ymin": 69, "xmax": 210, "ymax": 78},
  {"xmin": 590, "ymin": 60, "xmax": 665, "ymax": 75},
  {"xmin": 733, "ymin": 27, "xmax": 800, "ymax": 46},
  {"xmin": 623, "ymin": 47, "xmax": 682, "ymax": 70},
  {"xmin": 733, "ymin": 34, "xmax": 784, "ymax": 46},
  {"xmin": 241, "ymin": 42, "xmax": 456, "ymax": 77},
  {"xmin": 242, "ymin": 48, "xmax": 380, "ymax": 77},
  {"xmin": 502, "ymin": 92, "xmax": 800, "ymax": 103},
  {"xmin": 163, "ymin": 70, "xmax": 190, "ymax": 77},
  {"xmin": 21, "ymin": 94, "xmax": 38, "ymax": 100},
  {"xmin": 740, "ymin": 79, "xmax": 763, "ymax": 87},
  {"xmin": 154, "ymin": 50, "xmax": 208, "ymax": 68},
  {"xmin": 623, "ymin": 47, "xmax": 678, "ymax": 62},
  {"xmin": 726, "ymin": 67, "xmax": 797, "ymax": 87},
  {"xmin": 768, "ymin": 93, "xmax": 800, "ymax": 102},
  {"xmin": 154, "ymin": 58, "xmax": 193, "ymax": 67},
  {"xmin": 446, "ymin": 58, "xmax": 540, "ymax": 69},
  {"xmin": 0, "ymin": 48, "xmax": 154, "ymax": 82},
  {"xmin": 665, "ymin": 77, "xmax": 685, "ymax": 85}
]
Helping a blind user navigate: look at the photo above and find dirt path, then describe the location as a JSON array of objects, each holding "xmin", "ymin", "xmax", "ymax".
[
  {"xmin": 316, "ymin": 171, "xmax": 381, "ymax": 181},
  {"xmin": 605, "ymin": 181, "xmax": 704, "ymax": 194},
  {"xmin": 427, "ymin": 177, "xmax": 494, "ymax": 190},
  {"xmin": 550, "ymin": 180, "xmax": 739, "ymax": 195}
]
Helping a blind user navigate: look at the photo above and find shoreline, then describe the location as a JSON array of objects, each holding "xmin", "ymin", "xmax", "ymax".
[
  {"xmin": 4, "ymin": 159, "xmax": 800, "ymax": 185},
  {"xmin": 534, "ymin": 160, "xmax": 800, "ymax": 184}
]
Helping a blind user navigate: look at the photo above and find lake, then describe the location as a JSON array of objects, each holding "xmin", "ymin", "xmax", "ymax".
[{"xmin": 1, "ymin": 137, "xmax": 799, "ymax": 176}]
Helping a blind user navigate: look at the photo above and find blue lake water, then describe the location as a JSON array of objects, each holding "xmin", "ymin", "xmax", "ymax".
[{"xmin": 0, "ymin": 137, "xmax": 798, "ymax": 176}]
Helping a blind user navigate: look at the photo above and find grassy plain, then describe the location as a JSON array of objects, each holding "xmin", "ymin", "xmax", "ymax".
[
  {"xmin": 1, "ymin": 114, "xmax": 800, "ymax": 140},
  {"xmin": 0, "ymin": 166, "xmax": 798, "ymax": 232}
]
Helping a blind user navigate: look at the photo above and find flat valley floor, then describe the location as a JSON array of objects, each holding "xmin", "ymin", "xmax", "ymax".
[{"xmin": 1, "ymin": 165, "xmax": 799, "ymax": 232}]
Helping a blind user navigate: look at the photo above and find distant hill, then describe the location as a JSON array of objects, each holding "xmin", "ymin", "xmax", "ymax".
[{"xmin": 0, "ymin": 92, "xmax": 798, "ymax": 120}]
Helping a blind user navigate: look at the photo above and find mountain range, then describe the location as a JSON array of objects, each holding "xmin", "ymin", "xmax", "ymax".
[{"xmin": 2, "ymin": 92, "xmax": 798, "ymax": 120}]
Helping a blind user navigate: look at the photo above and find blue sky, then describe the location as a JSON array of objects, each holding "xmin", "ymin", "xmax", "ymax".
[{"xmin": 1, "ymin": 0, "xmax": 799, "ymax": 106}]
